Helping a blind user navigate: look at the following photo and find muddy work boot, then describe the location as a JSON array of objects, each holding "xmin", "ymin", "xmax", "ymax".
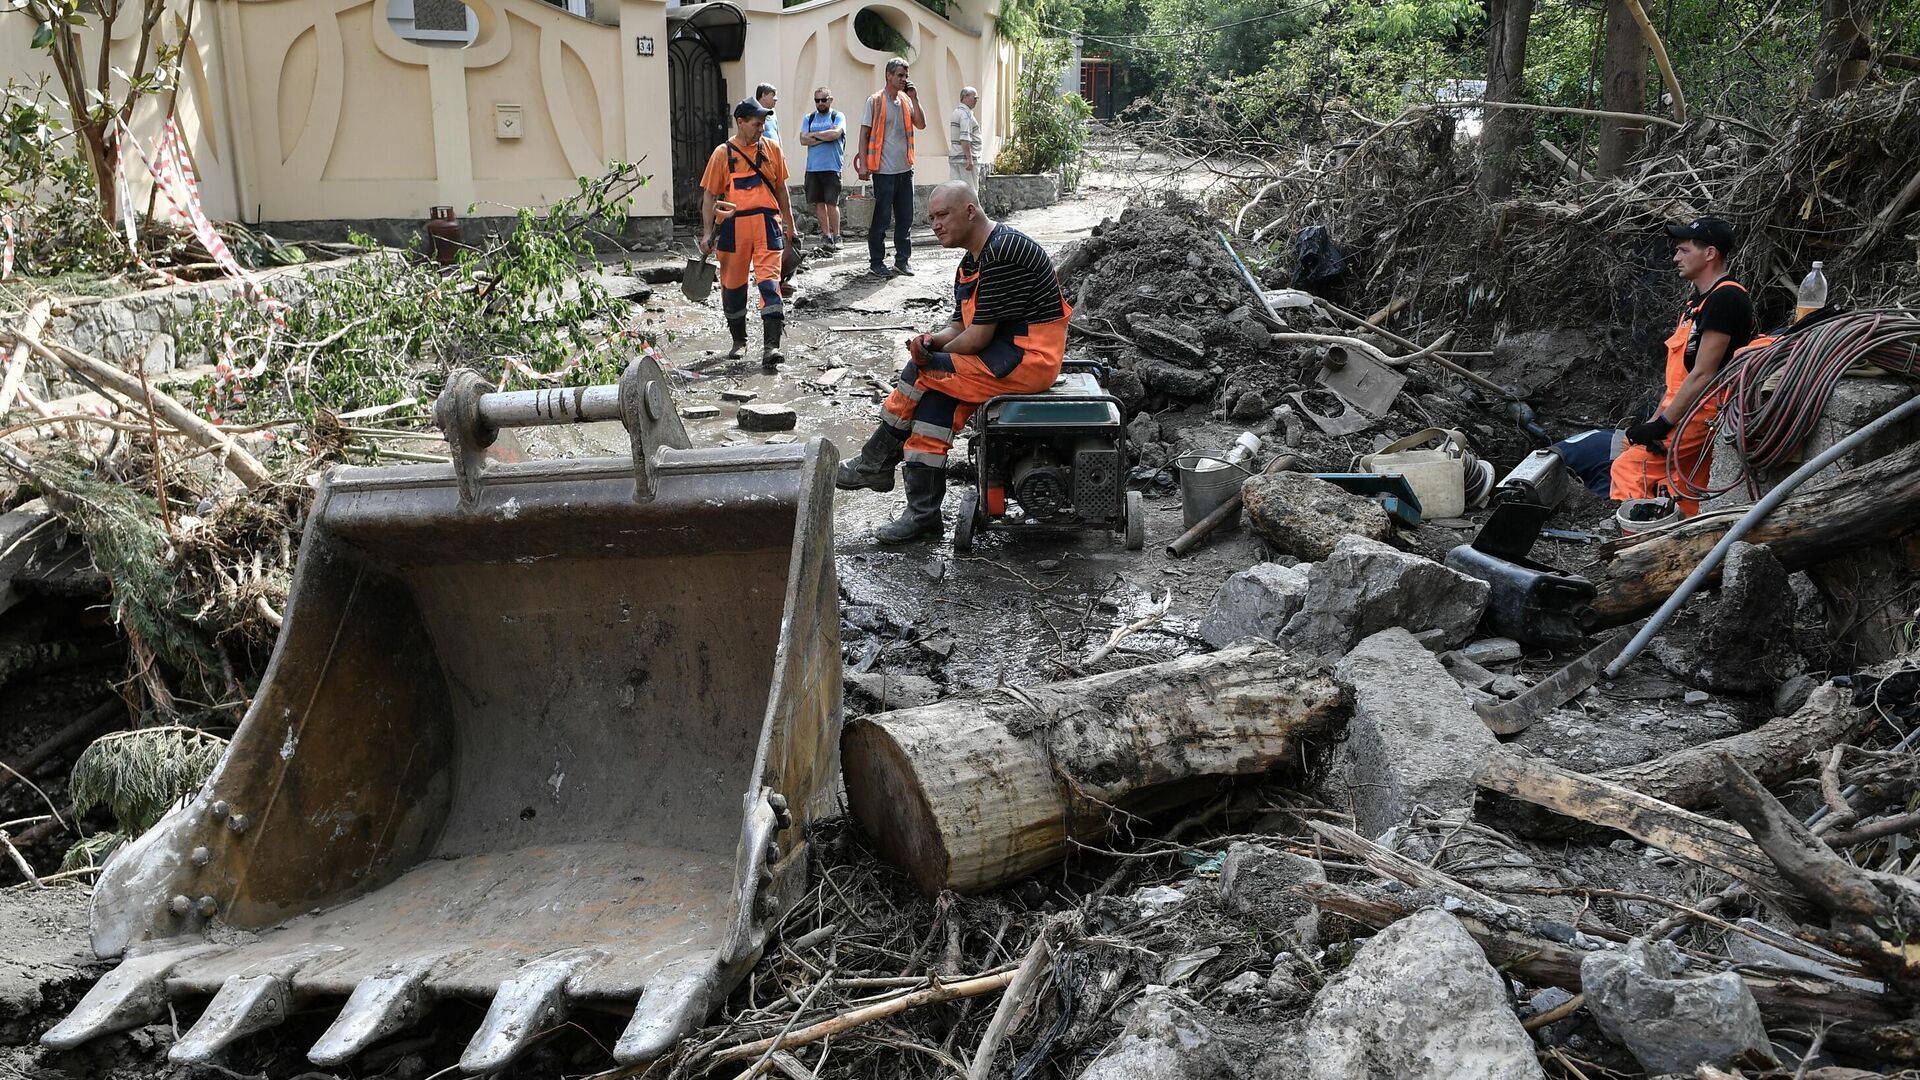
[
  {"xmin": 875, "ymin": 464, "xmax": 946, "ymax": 544},
  {"xmin": 762, "ymin": 314, "xmax": 785, "ymax": 369},
  {"xmin": 834, "ymin": 426, "xmax": 905, "ymax": 492},
  {"xmin": 725, "ymin": 316, "xmax": 748, "ymax": 359}
]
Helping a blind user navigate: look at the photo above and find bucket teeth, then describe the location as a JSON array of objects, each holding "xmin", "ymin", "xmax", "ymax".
[
  {"xmin": 613, "ymin": 961, "xmax": 716, "ymax": 1065},
  {"xmin": 308, "ymin": 965, "xmax": 433, "ymax": 1066},
  {"xmin": 40, "ymin": 944, "xmax": 226, "ymax": 1050},
  {"xmin": 168, "ymin": 973, "xmax": 293, "ymax": 1064},
  {"xmin": 458, "ymin": 952, "xmax": 598, "ymax": 1073}
]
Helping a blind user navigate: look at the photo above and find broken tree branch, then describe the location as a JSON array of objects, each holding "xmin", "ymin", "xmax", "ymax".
[
  {"xmin": 966, "ymin": 929, "xmax": 1051, "ymax": 1080},
  {"xmin": 0, "ymin": 326, "xmax": 271, "ymax": 491},
  {"xmin": 1618, "ymin": 0, "xmax": 1686, "ymax": 123},
  {"xmin": 0, "ymin": 298, "xmax": 52, "ymax": 416},
  {"xmin": 711, "ymin": 969, "xmax": 1021, "ymax": 1064}
]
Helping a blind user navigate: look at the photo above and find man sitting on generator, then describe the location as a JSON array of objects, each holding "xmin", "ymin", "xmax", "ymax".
[{"xmin": 834, "ymin": 181, "xmax": 1072, "ymax": 543}]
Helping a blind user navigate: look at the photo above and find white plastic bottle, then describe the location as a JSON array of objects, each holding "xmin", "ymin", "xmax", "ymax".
[{"xmin": 1795, "ymin": 261, "xmax": 1828, "ymax": 322}]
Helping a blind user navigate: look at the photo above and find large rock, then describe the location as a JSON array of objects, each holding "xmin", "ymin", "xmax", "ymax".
[
  {"xmin": 1136, "ymin": 356, "xmax": 1218, "ymax": 400},
  {"xmin": 1200, "ymin": 563, "xmax": 1310, "ymax": 648},
  {"xmin": 1696, "ymin": 542, "xmax": 1801, "ymax": 692},
  {"xmin": 1243, "ymin": 473, "xmax": 1392, "ymax": 561},
  {"xmin": 1217, "ymin": 841, "xmax": 1326, "ymax": 944},
  {"xmin": 1077, "ymin": 987, "xmax": 1242, "ymax": 1080},
  {"xmin": 1333, "ymin": 628, "xmax": 1501, "ymax": 836},
  {"xmin": 1582, "ymin": 938, "xmax": 1773, "ymax": 1074},
  {"xmin": 1304, "ymin": 909, "xmax": 1546, "ymax": 1080},
  {"xmin": 1282, "ymin": 537, "xmax": 1490, "ymax": 658}
]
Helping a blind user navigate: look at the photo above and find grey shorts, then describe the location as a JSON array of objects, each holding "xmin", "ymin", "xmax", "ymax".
[{"xmin": 804, "ymin": 171, "xmax": 842, "ymax": 206}]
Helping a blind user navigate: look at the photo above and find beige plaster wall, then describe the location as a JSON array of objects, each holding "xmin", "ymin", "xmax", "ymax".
[
  {"xmin": 727, "ymin": 0, "xmax": 1008, "ymax": 188},
  {"xmin": 2, "ymin": 0, "xmax": 1010, "ymax": 225}
]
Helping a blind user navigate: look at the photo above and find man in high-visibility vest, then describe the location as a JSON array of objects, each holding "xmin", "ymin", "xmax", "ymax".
[
  {"xmin": 699, "ymin": 99, "xmax": 797, "ymax": 368},
  {"xmin": 854, "ymin": 57, "xmax": 926, "ymax": 279}
]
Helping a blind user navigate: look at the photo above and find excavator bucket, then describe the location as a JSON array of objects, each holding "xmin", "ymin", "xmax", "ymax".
[{"xmin": 45, "ymin": 357, "xmax": 842, "ymax": 1071}]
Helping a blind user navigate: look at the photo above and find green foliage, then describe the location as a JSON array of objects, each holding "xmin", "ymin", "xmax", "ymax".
[
  {"xmin": 854, "ymin": 8, "xmax": 915, "ymax": 56},
  {"xmin": 70, "ymin": 726, "xmax": 227, "ymax": 837},
  {"xmin": 30, "ymin": 456, "xmax": 226, "ymax": 702},
  {"xmin": 993, "ymin": 38, "xmax": 1094, "ymax": 185},
  {"xmin": 0, "ymin": 79, "xmax": 123, "ymax": 278},
  {"xmin": 60, "ymin": 829, "xmax": 127, "ymax": 873},
  {"xmin": 175, "ymin": 163, "xmax": 655, "ymax": 424}
]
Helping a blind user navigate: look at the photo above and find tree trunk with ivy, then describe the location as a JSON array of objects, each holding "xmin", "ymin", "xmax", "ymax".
[
  {"xmin": 1596, "ymin": 0, "xmax": 1649, "ymax": 176},
  {"xmin": 1479, "ymin": 0, "xmax": 1533, "ymax": 199}
]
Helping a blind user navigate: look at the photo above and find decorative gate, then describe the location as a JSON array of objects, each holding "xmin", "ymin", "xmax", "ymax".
[{"xmin": 668, "ymin": 29, "xmax": 728, "ymax": 225}]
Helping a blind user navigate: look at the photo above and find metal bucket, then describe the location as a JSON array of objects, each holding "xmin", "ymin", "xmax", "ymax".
[{"xmin": 1175, "ymin": 451, "xmax": 1254, "ymax": 530}]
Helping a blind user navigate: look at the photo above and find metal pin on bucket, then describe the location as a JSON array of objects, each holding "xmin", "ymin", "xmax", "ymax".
[{"xmin": 1175, "ymin": 432, "xmax": 1261, "ymax": 531}]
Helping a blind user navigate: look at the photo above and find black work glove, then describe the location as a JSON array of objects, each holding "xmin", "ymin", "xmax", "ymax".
[{"xmin": 1625, "ymin": 415, "xmax": 1673, "ymax": 450}]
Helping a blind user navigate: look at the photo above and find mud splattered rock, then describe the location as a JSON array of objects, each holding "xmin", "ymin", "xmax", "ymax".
[
  {"xmin": 1282, "ymin": 536, "xmax": 1490, "ymax": 657},
  {"xmin": 1305, "ymin": 909, "xmax": 1546, "ymax": 1080},
  {"xmin": 1582, "ymin": 937, "xmax": 1773, "ymax": 1075},
  {"xmin": 1218, "ymin": 841, "xmax": 1325, "ymax": 944},
  {"xmin": 1135, "ymin": 356, "xmax": 1218, "ymax": 399},
  {"xmin": 1077, "ymin": 988, "xmax": 1241, "ymax": 1080},
  {"xmin": 1242, "ymin": 473, "xmax": 1392, "ymax": 561},
  {"xmin": 1200, "ymin": 563, "xmax": 1309, "ymax": 648},
  {"xmin": 738, "ymin": 404, "xmax": 797, "ymax": 432}
]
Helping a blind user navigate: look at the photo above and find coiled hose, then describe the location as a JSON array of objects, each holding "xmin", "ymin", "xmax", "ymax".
[{"xmin": 1666, "ymin": 310, "xmax": 1920, "ymax": 501}]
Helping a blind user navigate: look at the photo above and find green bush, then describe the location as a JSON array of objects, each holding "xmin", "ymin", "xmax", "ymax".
[{"xmin": 993, "ymin": 39, "xmax": 1094, "ymax": 186}]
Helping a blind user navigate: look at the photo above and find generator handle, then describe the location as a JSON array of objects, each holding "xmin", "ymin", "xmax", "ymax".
[{"xmin": 434, "ymin": 357, "xmax": 683, "ymax": 506}]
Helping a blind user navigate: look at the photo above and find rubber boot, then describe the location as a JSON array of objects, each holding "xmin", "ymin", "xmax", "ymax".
[
  {"xmin": 762, "ymin": 314, "xmax": 784, "ymax": 369},
  {"xmin": 725, "ymin": 317, "xmax": 748, "ymax": 359},
  {"xmin": 834, "ymin": 426, "xmax": 905, "ymax": 492},
  {"xmin": 875, "ymin": 464, "xmax": 945, "ymax": 544}
]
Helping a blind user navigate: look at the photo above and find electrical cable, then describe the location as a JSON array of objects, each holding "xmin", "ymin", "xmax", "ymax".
[{"xmin": 1665, "ymin": 309, "xmax": 1920, "ymax": 502}]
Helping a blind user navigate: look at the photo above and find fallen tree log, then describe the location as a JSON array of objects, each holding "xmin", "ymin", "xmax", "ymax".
[
  {"xmin": 1598, "ymin": 681, "xmax": 1867, "ymax": 807},
  {"xmin": 1586, "ymin": 438, "xmax": 1920, "ymax": 626},
  {"xmin": 842, "ymin": 646, "xmax": 1345, "ymax": 895}
]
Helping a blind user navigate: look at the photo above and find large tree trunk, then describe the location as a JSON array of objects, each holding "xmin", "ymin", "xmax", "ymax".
[
  {"xmin": 1585, "ymin": 438, "xmax": 1920, "ymax": 626},
  {"xmin": 841, "ymin": 647, "xmax": 1345, "ymax": 895},
  {"xmin": 1813, "ymin": 0, "xmax": 1882, "ymax": 98},
  {"xmin": 1595, "ymin": 0, "xmax": 1649, "ymax": 176},
  {"xmin": 1479, "ymin": 0, "xmax": 1535, "ymax": 199}
]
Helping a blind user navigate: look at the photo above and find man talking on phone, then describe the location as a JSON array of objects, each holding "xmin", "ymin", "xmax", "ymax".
[{"xmin": 854, "ymin": 57, "xmax": 926, "ymax": 279}]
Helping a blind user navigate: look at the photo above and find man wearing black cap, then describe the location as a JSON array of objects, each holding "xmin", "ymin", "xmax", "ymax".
[
  {"xmin": 699, "ymin": 99, "xmax": 797, "ymax": 368},
  {"xmin": 1609, "ymin": 215, "xmax": 1753, "ymax": 516}
]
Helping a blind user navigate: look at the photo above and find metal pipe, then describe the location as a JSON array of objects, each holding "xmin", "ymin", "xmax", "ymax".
[
  {"xmin": 476, "ymin": 386, "xmax": 625, "ymax": 429},
  {"xmin": 1606, "ymin": 392, "xmax": 1920, "ymax": 678}
]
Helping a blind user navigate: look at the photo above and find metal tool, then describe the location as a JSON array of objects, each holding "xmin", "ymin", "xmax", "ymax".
[
  {"xmin": 1315, "ymin": 343, "xmax": 1406, "ymax": 418},
  {"xmin": 1474, "ymin": 627, "xmax": 1637, "ymax": 735},
  {"xmin": 48, "ymin": 356, "xmax": 843, "ymax": 1072},
  {"xmin": 1446, "ymin": 501, "xmax": 1598, "ymax": 649},
  {"xmin": 1492, "ymin": 447, "xmax": 1572, "ymax": 509}
]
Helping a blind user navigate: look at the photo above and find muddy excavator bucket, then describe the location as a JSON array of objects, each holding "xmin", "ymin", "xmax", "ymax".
[{"xmin": 45, "ymin": 357, "xmax": 842, "ymax": 1071}]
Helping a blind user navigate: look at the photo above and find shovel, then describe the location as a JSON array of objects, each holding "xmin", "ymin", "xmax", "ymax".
[{"xmin": 682, "ymin": 253, "xmax": 716, "ymax": 303}]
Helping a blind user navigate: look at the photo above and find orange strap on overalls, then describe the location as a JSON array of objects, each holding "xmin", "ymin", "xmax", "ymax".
[
  {"xmin": 1610, "ymin": 278, "xmax": 1745, "ymax": 515},
  {"xmin": 715, "ymin": 141, "xmax": 784, "ymax": 314},
  {"xmin": 863, "ymin": 91, "xmax": 915, "ymax": 173}
]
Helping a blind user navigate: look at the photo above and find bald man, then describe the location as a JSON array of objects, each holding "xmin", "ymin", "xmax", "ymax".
[{"xmin": 834, "ymin": 181, "xmax": 1071, "ymax": 543}]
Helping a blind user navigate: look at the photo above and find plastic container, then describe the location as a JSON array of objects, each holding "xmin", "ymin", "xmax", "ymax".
[
  {"xmin": 1359, "ymin": 427, "xmax": 1467, "ymax": 519},
  {"xmin": 1174, "ymin": 433, "xmax": 1261, "ymax": 530},
  {"xmin": 1616, "ymin": 497, "xmax": 1680, "ymax": 535},
  {"xmin": 1795, "ymin": 261, "xmax": 1828, "ymax": 323}
]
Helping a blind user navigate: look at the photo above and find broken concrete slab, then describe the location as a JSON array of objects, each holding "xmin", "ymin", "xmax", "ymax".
[
  {"xmin": 1334, "ymin": 628, "xmax": 1502, "ymax": 836},
  {"xmin": 1217, "ymin": 841, "xmax": 1325, "ymax": 945},
  {"xmin": 1459, "ymin": 638, "xmax": 1523, "ymax": 665},
  {"xmin": 1199, "ymin": 563, "xmax": 1310, "ymax": 648},
  {"xmin": 719, "ymin": 389, "xmax": 757, "ymax": 403},
  {"xmin": 843, "ymin": 671, "xmax": 942, "ymax": 712},
  {"xmin": 1242, "ymin": 472, "xmax": 1393, "ymax": 561},
  {"xmin": 1696, "ymin": 541, "xmax": 1801, "ymax": 693},
  {"xmin": 1135, "ymin": 356, "xmax": 1219, "ymax": 399},
  {"xmin": 1581, "ymin": 937, "xmax": 1773, "ymax": 1075},
  {"xmin": 737, "ymin": 404, "xmax": 798, "ymax": 432},
  {"xmin": 1304, "ymin": 908, "xmax": 1546, "ymax": 1080},
  {"xmin": 1077, "ymin": 988, "xmax": 1242, "ymax": 1080},
  {"xmin": 1441, "ymin": 651, "xmax": 1499, "ymax": 692},
  {"xmin": 1282, "ymin": 537, "xmax": 1491, "ymax": 658}
]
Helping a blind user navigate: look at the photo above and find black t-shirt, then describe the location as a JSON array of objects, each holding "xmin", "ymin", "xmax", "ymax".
[
  {"xmin": 956, "ymin": 224, "xmax": 1067, "ymax": 327},
  {"xmin": 1684, "ymin": 278, "xmax": 1754, "ymax": 370}
]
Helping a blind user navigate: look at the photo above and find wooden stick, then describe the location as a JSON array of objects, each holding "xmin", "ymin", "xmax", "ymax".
[
  {"xmin": 1426, "ymin": 98, "xmax": 1684, "ymax": 130},
  {"xmin": 966, "ymin": 932, "xmax": 1051, "ymax": 1080},
  {"xmin": 1522, "ymin": 992, "xmax": 1583, "ymax": 1031},
  {"xmin": 1540, "ymin": 140, "xmax": 1596, "ymax": 183},
  {"xmin": 733, "ymin": 968, "xmax": 834, "ymax": 1080},
  {"xmin": 1618, "ymin": 0, "xmax": 1686, "ymax": 123},
  {"xmin": 0, "ymin": 327, "xmax": 271, "ymax": 491},
  {"xmin": 0, "ymin": 299, "xmax": 52, "ymax": 415},
  {"xmin": 710, "ymin": 969, "xmax": 1020, "ymax": 1063},
  {"xmin": 0, "ymin": 826, "xmax": 42, "ymax": 886}
]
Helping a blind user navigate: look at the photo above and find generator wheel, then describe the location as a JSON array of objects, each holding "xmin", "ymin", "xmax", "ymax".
[
  {"xmin": 1123, "ymin": 490, "xmax": 1145, "ymax": 550},
  {"xmin": 953, "ymin": 493, "xmax": 978, "ymax": 552}
]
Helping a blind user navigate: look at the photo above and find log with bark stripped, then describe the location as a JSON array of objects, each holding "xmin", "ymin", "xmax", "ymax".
[
  {"xmin": 841, "ymin": 646, "xmax": 1345, "ymax": 895},
  {"xmin": 1586, "ymin": 438, "xmax": 1920, "ymax": 626}
]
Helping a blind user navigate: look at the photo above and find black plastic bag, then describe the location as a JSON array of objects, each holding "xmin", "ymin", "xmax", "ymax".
[{"xmin": 1292, "ymin": 225, "xmax": 1347, "ymax": 288}]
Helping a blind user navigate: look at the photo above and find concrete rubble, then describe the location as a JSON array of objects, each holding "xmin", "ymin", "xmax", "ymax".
[
  {"xmin": 1241, "ymin": 472, "xmax": 1393, "ymax": 560},
  {"xmin": 1282, "ymin": 536, "xmax": 1491, "ymax": 658},
  {"xmin": 1199, "ymin": 562, "xmax": 1309, "ymax": 648}
]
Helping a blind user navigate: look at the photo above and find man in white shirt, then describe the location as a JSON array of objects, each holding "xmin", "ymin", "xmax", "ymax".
[{"xmin": 948, "ymin": 86, "xmax": 983, "ymax": 189}]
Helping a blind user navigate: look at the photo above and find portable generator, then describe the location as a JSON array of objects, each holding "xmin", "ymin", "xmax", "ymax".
[{"xmin": 953, "ymin": 361, "xmax": 1144, "ymax": 552}]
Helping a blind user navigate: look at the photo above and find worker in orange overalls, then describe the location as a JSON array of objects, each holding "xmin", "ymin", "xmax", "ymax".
[
  {"xmin": 700, "ymin": 99, "xmax": 797, "ymax": 369},
  {"xmin": 834, "ymin": 181, "xmax": 1070, "ymax": 543},
  {"xmin": 1610, "ymin": 216, "xmax": 1754, "ymax": 516}
]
